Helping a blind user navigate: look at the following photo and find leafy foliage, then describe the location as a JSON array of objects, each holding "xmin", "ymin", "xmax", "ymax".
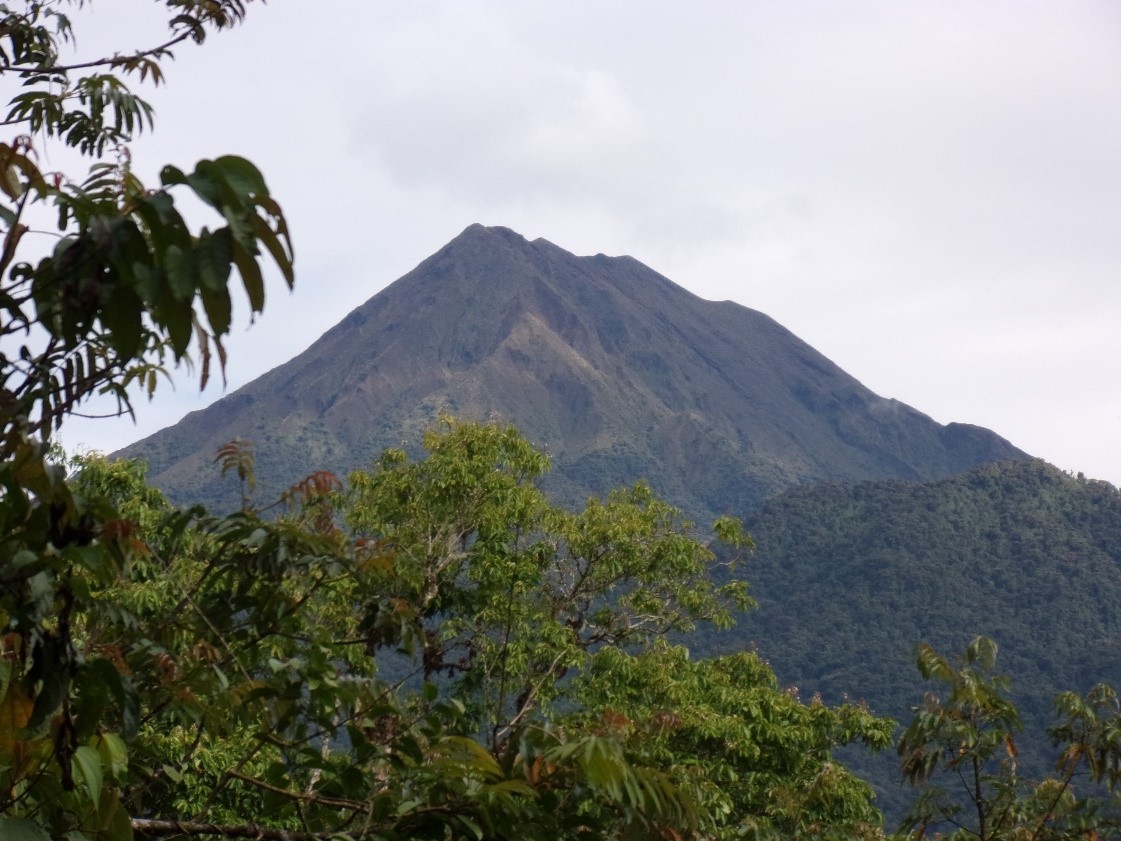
[
  {"xmin": 0, "ymin": 2, "xmax": 294, "ymax": 837},
  {"xmin": 579, "ymin": 642, "xmax": 894, "ymax": 840},
  {"xmin": 45, "ymin": 423, "xmax": 894, "ymax": 841},
  {"xmin": 0, "ymin": 2, "xmax": 293, "ymax": 445},
  {"xmin": 343, "ymin": 417, "xmax": 754, "ymax": 740},
  {"xmin": 733, "ymin": 461, "xmax": 1121, "ymax": 818},
  {"xmin": 2, "ymin": 419, "xmax": 874, "ymax": 838},
  {"xmin": 895, "ymin": 637, "xmax": 1121, "ymax": 840}
]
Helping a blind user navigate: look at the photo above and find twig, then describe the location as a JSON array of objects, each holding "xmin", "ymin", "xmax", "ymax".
[
  {"xmin": 2, "ymin": 30, "xmax": 193, "ymax": 76},
  {"xmin": 229, "ymin": 770, "xmax": 367, "ymax": 814}
]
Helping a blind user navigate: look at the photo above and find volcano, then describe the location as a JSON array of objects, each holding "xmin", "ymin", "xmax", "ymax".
[{"xmin": 119, "ymin": 224, "xmax": 1027, "ymax": 516}]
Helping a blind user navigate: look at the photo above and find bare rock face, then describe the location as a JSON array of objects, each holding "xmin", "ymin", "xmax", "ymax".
[{"xmin": 118, "ymin": 224, "xmax": 1028, "ymax": 515}]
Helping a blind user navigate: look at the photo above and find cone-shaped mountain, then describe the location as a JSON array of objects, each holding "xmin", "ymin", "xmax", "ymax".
[{"xmin": 119, "ymin": 224, "xmax": 1028, "ymax": 516}]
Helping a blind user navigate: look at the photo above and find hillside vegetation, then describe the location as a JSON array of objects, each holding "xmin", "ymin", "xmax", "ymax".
[
  {"xmin": 742, "ymin": 459, "xmax": 1121, "ymax": 716},
  {"xmin": 730, "ymin": 459, "xmax": 1121, "ymax": 814}
]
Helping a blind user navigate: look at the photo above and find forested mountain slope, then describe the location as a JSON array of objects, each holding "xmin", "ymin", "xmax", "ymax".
[
  {"xmin": 726, "ymin": 459, "xmax": 1121, "ymax": 813},
  {"xmin": 118, "ymin": 224, "xmax": 1026, "ymax": 515}
]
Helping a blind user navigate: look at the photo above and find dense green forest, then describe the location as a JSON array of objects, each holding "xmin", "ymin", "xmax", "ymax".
[
  {"xmin": 2, "ymin": 3, "xmax": 1121, "ymax": 840},
  {"xmin": 741, "ymin": 460, "xmax": 1121, "ymax": 718},
  {"xmin": 725, "ymin": 460, "xmax": 1121, "ymax": 818}
]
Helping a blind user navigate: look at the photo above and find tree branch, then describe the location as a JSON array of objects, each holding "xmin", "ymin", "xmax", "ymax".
[
  {"xmin": 132, "ymin": 818, "xmax": 325, "ymax": 840},
  {"xmin": 1, "ymin": 30, "xmax": 193, "ymax": 76},
  {"xmin": 228, "ymin": 770, "xmax": 368, "ymax": 814}
]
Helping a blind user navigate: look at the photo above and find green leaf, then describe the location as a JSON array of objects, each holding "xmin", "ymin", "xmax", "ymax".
[
  {"xmin": 213, "ymin": 155, "xmax": 268, "ymax": 198},
  {"xmin": 249, "ymin": 212, "xmax": 293, "ymax": 286},
  {"xmin": 159, "ymin": 164, "xmax": 187, "ymax": 187},
  {"xmin": 134, "ymin": 191, "xmax": 192, "ymax": 253},
  {"xmin": 95, "ymin": 733, "xmax": 128, "ymax": 776},
  {"xmin": 96, "ymin": 787, "xmax": 133, "ymax": 841},
  {"xmin": 200, "ymin": 284, "xmax": 232, "ymax": 336},
  {"xmin": 0, "ymin": 817, "xmax": 52, "ymax": 841},
  {"xmin": 76, "ymin": 659, "xmax": 134, "ymax": 741},
  {"xmin": 164, "ymin": 303, "xmax": 194, "ymax": 357},
  {"xmin": 458, "ymin": 816, "xmax": 484, "ymax": 839},
  {"xmin": 100, "ymin": 285, "xmax": 144, "ymax": 360},
  {"xmin": 164, "ymin": 244, "xmax": 196, "ymax": 302},
  {"xmin": 72, "ymin": 744, "xmax": 103, "ymax": 806},
  {"xmin": 232, "ymin": 241, "xmax": 265, "ymax": 313},
  {"xmin": 160, "ymin": 763, "xmax": 183, "ymax": 783},
  {"xmin": 126, "ymin": 260, "xmax": 161, "ymax": 309},
  {"xmin": 184, "ymin": 161, "xmax": 224, "ymax": 210},
  {"xmin": 195, "ymin": 227, "xmax": 233, "ymax": 291}
]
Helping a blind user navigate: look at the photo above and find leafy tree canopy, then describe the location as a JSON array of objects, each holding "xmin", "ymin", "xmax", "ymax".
[
  {"xmin": 895, "ymin": 636, "xmax": 1121, "ymax": 840},
  {"xmin": 4, "ymin": 418, "xmax": 895, "ymax": 841}
]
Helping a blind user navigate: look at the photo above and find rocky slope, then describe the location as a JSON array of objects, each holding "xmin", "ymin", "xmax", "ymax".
[{"xmin": 119, "ymin": 224, "xmax": 1027, "ymax": 516}]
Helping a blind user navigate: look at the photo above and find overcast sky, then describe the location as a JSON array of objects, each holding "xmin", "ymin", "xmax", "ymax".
[{"xmin": 48, "ymin": 1, "xmax": 1121, "ymax": 485}]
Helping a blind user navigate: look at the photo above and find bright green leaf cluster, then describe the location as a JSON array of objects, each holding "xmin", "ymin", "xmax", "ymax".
[{"xmin": 343, "ymin": 416, "xmax": 755, "ymax": 740}]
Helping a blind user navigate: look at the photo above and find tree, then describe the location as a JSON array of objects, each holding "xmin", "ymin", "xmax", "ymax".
[
  {"xmin": 577, "ymin": 642, "xmax": 894, "ymax": 840},
  {"xmin": 62, "ymin": 446, "xmax": 713, "ymax": 841},
  {"xmin": 338, "ymin": 416, "xmax": 897, "ymax": 838},
  {"xmin": 57, "ymin": 420, "xmax": 895, "ymax": 841},
  {"xmin": 0, "ymin": 2, "xmax": 293, "ymax": 837},
  {"xmin": 895, "ymin": 636, "xmax": 1121, "ymax": 840},
  {"xmin": 342, "ymin": 417, "xmax": 754, "ymax": 743},
  {"xmin": 0, "ymin": 1, "xmax": 294, "ymax": 443}
]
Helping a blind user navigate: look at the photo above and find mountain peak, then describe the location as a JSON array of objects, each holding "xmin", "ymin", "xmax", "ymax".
[
  {"xmin": 445, "ymin": 223, "xmax": 536, "ymax": 253},
  {"xmin": 442, "ymin": 225, "xmax": 636, "ymax": 278},
  {"xmin": 118, "ymin": 227, "xmax": 1029, "ymax": 516}
]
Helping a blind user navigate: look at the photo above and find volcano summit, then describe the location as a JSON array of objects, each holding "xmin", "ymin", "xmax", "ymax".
[{"xmin": 119, "ymin": 224, "xmax": 1027, "ymax": 515}]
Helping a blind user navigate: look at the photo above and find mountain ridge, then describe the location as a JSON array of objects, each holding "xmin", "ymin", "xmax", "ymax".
[{"xmin": 118, "ymin": 224, "xmax": 1028, "ymax": 516}]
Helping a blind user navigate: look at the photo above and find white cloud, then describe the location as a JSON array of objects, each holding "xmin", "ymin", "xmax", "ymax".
[
  {"xmin": 49, "ymin": 0, "xmax": 1121, "ymax": 486},
  {"xmin": 350, "ymin": 6, "xmax": 652, "ymax": 207}
]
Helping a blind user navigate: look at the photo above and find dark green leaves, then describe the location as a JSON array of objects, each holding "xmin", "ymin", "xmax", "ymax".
[
  {"xmin": 5, "ymin": 149, "xmax": 293, "ymax": 441},
  {"xmin": 0, "ymin": 818, "xmax": 52, "ymax": 841},
  {"xmin": 0, "ymin": 6, "xmax": 292, "ymax": 838}
]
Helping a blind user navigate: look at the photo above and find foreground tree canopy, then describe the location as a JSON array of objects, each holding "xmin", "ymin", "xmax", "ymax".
[
  {"xmin": 895, "ymin": 636, "xmax": 1121, "ymax": 840},
  {"xmin": 34, "ymin": 422, "xmax": 894, "ymax": 840},
  {"xmin": 2, "ymin": 3, "xmax": 1121, "ymax": 841}
]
